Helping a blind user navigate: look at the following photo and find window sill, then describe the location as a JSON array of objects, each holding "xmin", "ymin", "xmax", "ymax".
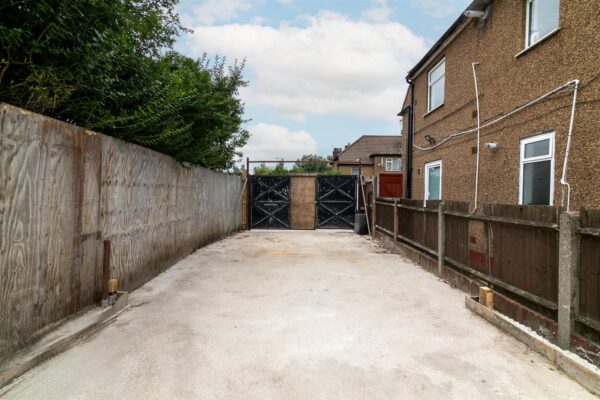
[
  {"xmin": 515, "ymin": 27, "xmax": 561, "ymax": 58},
  {"xmin": 423, "ymin": 103, "xmax": 444, "ymax": 117}
]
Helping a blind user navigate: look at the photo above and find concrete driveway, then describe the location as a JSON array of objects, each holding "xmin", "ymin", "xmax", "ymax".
[{"xmin": 1, "ymin": 230, "xmax": 595, "ymax": 399}]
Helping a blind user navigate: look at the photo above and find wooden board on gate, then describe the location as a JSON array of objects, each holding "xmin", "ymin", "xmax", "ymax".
[{"xmin": 290, "ymin": 175, "xmax": 316, "ymax": 229}]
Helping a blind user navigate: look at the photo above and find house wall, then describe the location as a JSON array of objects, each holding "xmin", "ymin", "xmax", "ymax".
[
  {"xmin": 336, "ymin": 157, "xmax": 402, "ymax": 177},
  {"xmin": 0, "ymin": 104, "xmax": 243, "ymax": 363},
  {"xmin": 402, "ymin": 0, "xmax": 600, "ymax": 209},
  {"xmin": 372, "ymin": 157, "xmax": 386, "ymax": 175},
  {"xmin": 371, "ymin": 156, "xmax": 403, "ymax": 175},
  {"xmin": 336, "ymin": 164, "xmax": 374, "ymax": 176}
]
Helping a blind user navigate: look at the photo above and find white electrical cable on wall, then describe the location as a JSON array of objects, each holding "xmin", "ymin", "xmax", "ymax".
[
  {"xmin": 560, "ymin": 79, "xmax": 579, "ymax": 212},
  {"xmin": 412, "ymin": 79, "xmax": 580, "ymax": 210},
  {"xmin": 413, "ymin": 80, "xmax": 578, "ymax": 151},
  {"xmin": 471, "ymin": 62, "xmax": 481, "ymax": 214}
]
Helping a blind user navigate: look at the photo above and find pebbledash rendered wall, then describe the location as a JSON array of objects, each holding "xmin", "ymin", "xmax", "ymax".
[
  {"xmin": 0, "ymin": 104, "xmax": 243, "ymax": 363},
  {"xmin": 402, "ymin": 0, "xmax": 600, "ymax": 210}
]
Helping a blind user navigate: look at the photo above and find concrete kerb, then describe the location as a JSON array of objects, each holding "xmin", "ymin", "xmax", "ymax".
[
  {"xmin": 373, "ymin": 230, "xmax": 600, "ymax": 395},
  {"xmin": 465, "ymin": 296, "xmax": 600, "ymax": 396},
  {"xmin": 0, "ymin": 292, "xmax": 129, "ymax": 390}
]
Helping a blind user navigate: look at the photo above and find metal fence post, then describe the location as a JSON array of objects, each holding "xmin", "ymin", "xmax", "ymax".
[
  {"xmin": 557, "ymin": 211, "xmax": 580, "ymax": 350},
  {"xmin": 393, "ymin": 199, "xmax": 398, "ymax": 242},
  {"xmin": 437, "ymin": 202, "xmax": 445, "ymax": 277}
]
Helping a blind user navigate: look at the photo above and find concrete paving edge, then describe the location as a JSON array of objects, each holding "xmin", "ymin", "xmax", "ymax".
[
  {"xmin": 465, "ymin": 296, "xmax": 600, "ymax": 396},
  {"xmin": 0, "ymin": 292, "xmax": 129, "ymax": 390}
]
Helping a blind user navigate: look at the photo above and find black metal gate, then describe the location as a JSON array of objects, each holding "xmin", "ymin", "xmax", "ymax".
[
  {"xmin": 251, "ymin": 176, "xmax": 291, "ymax": 229},
  {"xmin": 316, "ymin": 176, "xmax": 357, "ymax": 229}
]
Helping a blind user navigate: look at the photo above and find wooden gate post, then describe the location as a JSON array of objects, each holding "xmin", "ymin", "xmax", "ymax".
[
  {"xmin": 101, "ymin": 240, "xmax": 111, "ymax": 301},
  {"xmin": 246, "ymin": 158, "xmax": 252, "ymax": 230},
  {"xmin": 393, "ymin": 199, "xmax": 398, "ymax": 242},
  {"xmin": 557, "ymin": 211, "xmax": 580, "ymax": 350},
  {"xmin": 241, "ymin": 168, "xmax": 248, "ymax": 230},
  {"xmin": 372, "ymin": 176, "xmax": 377, "ymax": 237},
  {"xmin": 437, "ymin": 202, "xmax": 445, "ymax": 277}
]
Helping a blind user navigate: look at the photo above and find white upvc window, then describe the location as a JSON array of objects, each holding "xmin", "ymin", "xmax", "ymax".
[
  {"xmin": 424, "ymin": 160, "xmax": 442, "ymax": 205},
  {"xmin": 519, "ymin": 132, "xmax": 555, "ymax": 205},
  {"xmin": 525, "ymin": 0, "xmax": 560, "ymax": 48},
  {"xmin": 385, "ymin": 158, "xmax": 402, "ymax": 172},
  {"xmin": 351, "ymin": 167, "xmax": 360, "ymax": 176},
  {"xmin": 427, "ymin": 58, "xmax": 445, "ymax": 112}
]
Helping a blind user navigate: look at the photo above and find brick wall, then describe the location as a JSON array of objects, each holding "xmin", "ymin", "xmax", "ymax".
[{"xmin": 402, "ymin": 0, "xmax": 600, "ymax": 209}]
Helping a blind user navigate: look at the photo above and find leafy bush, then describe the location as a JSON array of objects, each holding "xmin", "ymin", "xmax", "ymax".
[
  {"xmin": 252, "ymin": 155, "xmax": 343, "ymax": 175},
  {"xmin": 0, "ymin": 0, "xmax": 248, "ymax": 169},
  {"xmin": 253, "ymin": 163, "xmax": 289, "ymax": 176}
]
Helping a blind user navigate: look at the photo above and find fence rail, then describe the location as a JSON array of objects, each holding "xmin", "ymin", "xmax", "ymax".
[{"xmin": 373, "ymin": 198, "xmax": 599, "ymax": 343}]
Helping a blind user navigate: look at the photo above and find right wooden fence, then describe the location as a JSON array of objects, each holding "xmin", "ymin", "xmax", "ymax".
[
  {"xmin": 579, "ymin": 209, "xmax": 600, "ymax": 333},
  {"xmin": 373, "ymin": 198, "xmax": 599, "ymax": 364}
]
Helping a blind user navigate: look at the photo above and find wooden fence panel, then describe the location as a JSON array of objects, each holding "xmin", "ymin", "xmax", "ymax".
[
  {"xmin": 0, "ymin": 106, "xmax": 102, "ymax": 364},
  {"xmin": 372, "ymin": 198, "xmax": 573, "ymax": 311},
  {"xmin": 375, "ymin": 200, "xmax": 395, "ymax": 233},
  {"xmin": 397, "ymin": 205, "xmax": 413, "ymax": 241},
  {"xmin": 424, "ymin": 210, "xmax": 438, "ymax": 251},
  {"xmin": 484, "ymin": 204, "xmax": 559, "ymax": 304},
  {"xmin": 580, "ymin": 209, "xmax": 600, "ymax": 324},
  {"xmin": 395, "ymin": 199, "xmax": 438, "ymax": 252},
  {"xmin": 0, "ymin": 104, "xmax": 244, "ymax": 363},
  {"xmin": 444, "ymin": 201, "xmax": 469, "ymax": 266}
]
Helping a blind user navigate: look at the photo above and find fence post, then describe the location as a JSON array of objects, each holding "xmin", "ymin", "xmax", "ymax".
[
  {"xmin": 437, "ymin": 202, "xmax": 445, "ymax": 277},
  {"xmin": 246, "ymin": 157, "xmax": 251, "ymax": 230},
  {"xmin": 101, "ymin": 240, "xmax": 111, "ymax": 303},
  {"xmin": 372, "ymin": 177, "xmax": 377, "ymax": 237},
  {"xmin": 393, "ymin": 199, "xmax": 398, "ymax": 242},
  {"xmin": 557, "ymin": 211, "xmax": 580, "ymax": 350},
  {"xmin": 241, "ymin": 168, "xmax": 248, "ymax": 230}
]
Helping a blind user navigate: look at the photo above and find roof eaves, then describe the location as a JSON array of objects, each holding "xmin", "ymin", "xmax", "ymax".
[
  {"xmin": 369, "ymin": 153, "xmax": 402, "ymax": 158},
  {"xmin": 336, "ymin": 135, "xmax": 402, "ymax": 161},
  {"xmin": 335, "ymin": 135, "xmax": 366, "ymax": 159},
  {"xmin": 406, "ymin": 0, "xmax": 492, "ymax": 79}
]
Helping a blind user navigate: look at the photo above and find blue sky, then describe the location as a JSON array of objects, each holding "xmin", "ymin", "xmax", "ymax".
[{"xmin": 174, "ymin": 0, "xmax": 471, "ymax": 163}]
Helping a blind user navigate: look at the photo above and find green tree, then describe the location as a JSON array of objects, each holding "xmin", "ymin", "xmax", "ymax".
[
  {"xmin": 292, "ymin": 154, "xmax": 332, "ymax": 173},
  {"xmin": 253, "ymin": 163, "xmax": 289, "ymax": 176},
  {"xmin": 0, "ymin": 0, "xmax": 248, "ymax": 169}
]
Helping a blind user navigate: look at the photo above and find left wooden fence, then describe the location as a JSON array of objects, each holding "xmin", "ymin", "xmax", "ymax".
[{"xmin": 0, "ymin": 104, "xmax": 244, "ymax": 363}]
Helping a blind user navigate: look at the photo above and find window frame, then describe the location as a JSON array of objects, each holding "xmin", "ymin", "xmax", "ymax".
[
  {"xmin": 424, "ymin": 160, "xmax": 442, "ymax": 205},
  {"xmin": 427, "ymin": 58, "xmax": 445, "ymax": 113},
  {"xmin": 385, "ymin": 158, "xmax": 402, "ymax": 172},
  {"xmin": 350, "ymin": 167, "xmax": 360, "ymax": 176},
  {"xmin": 519, "ymin": 131, "xmax": 555, "ymax": 206},
  {"xmin": 524, "ymin": 0, "xmax": 560, "ymax": 49}
]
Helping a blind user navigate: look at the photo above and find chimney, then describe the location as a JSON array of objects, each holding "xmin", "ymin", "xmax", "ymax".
[{"xmin": 332, "ymin": 147, "xmax": 342, "ymax": 158}]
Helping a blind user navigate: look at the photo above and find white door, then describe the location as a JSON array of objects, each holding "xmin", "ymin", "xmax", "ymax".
[{"xmin": 424, "ymin": 160, "xmax": 442, "ymax": 204}]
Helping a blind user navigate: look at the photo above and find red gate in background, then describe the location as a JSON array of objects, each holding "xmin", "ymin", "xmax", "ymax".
[{"xmin": 379, "ymin": 173, "xmax": 403, "ymax": 198}]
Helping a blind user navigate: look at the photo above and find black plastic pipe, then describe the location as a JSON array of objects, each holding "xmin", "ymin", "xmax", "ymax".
[{"xmin": 399, "ymin": 77, "xmax": 414, "ymax": 199}]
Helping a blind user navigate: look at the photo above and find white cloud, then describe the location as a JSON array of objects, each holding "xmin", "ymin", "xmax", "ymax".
[
  {"xmin": 409, "ymin": 0, "xmax": 458, "ymax": 18},
  {"xmin": 241, "ymin": 123, "xmax": 317, "ymax": 161},
  {"xmin": 361, "ymin": 0, "xmax": 392, "ymax": 23},
  {"xmin": 183, "ymin": 11, "xmax": 428, "ymax": 122},
  {"xmin": 180, "ymin": 0, "xmax": 253, "ymax": 26}
]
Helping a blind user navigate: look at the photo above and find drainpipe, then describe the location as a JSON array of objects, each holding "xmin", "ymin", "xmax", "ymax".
[
  {"xmin": 470, "ymin": 62, "xmax": 481, "ymax": 214},
  {"xmin": 399, "ymin": 77, "xmax": 415, "ymax": 199}
]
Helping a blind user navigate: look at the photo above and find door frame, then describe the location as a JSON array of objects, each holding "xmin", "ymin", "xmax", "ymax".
[{"xmin": 424, "ymin": 160, "xmax": 442, "ymax": 206}]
